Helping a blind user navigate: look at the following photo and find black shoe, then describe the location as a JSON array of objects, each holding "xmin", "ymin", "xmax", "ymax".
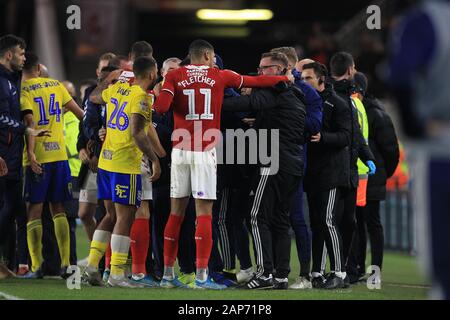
[
  {"xmin": 60, "ymin": 266, "xmax": 71, "ymax": 280},
  {"xmin": 343, "ymin": 274, "xmax": 351, "ymax": 288},
  {"xmin": 240, "ymin": 275, "xmax": 273, "ymax": 290},
  {"xmin": 347, "ymin": 273, "xmax": 360, "ymax": 284},
  {"xmin": 273, "ymin": 278, "xmax": 288, "ymax": 290},
  {"xmin": 311, "ymin": 275, "xmax": 327, "ymax": 289},
  {"xmin": 323, "ymin": 273, "xmax": 345, "ymax": 290},
  {"xmin": 223, "ymin": 270, "xmax": 238, "ymax": 282}
]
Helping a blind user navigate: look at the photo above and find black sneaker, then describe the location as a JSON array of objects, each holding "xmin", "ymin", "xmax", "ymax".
[
  {"xmin": 273, "ymin": 278, "xmax": 288, "ymax": 290},
  {"xmin": 343, "ymin": 274, "xmax": 351, "ymax": 288},
  {"xmin": 60, "ymin": 266, "xmax": 71, "ymax": 280},
  {"xmin": 222, "ymin": 270, "xmax": 238, "ymax": 282},
  {"xmin": 347, "ymin": 273, "xmax": 360, "ymax": 284},
  {"xmin": 323, "ymin": 273, "xmax": 345, "ymax": 290},
  {"xmin": 241, "ymin": 275, "xmax": 273, "ymax": 290},
  {"xmin": 311, "ymin": 275, "xmax": 327, "ymax": 289}
]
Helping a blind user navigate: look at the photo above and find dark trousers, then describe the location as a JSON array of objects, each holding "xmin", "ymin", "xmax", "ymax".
[
  {"xmin": 309, "ymin": 187, "xmax": 345, "ymax": 273},
  {"xmin": 151, "ymin": 185, "xmax": 196, "ymax": 277},
  {"xmin": 210, "ymin": 187, "xmax": 232, "ymax": 272},
  {"xmin": 151, "ymin": 185, "xmax": 169, "ymax": 278},
  {"xmin": 428, "ymin": 159, "xmax": 450, "ymax": 299},
  {"xmin": 348, "ymin": 200, "xmax": 384, "ymax": 276},
  {"xmin": 0, "ymin": 178, "xmax": 23, "ymax": 270},
  {"xmin": 338, "ymin": 187, "xmax": 357, "ymax": 267},
  {"xmin": 230, "ymin": 186, "xmax": 252, "ymax": 271},
  {"xmin": 16, "ymin": 207, "xmax": 28, "ymax": 266},
  {"xmin": 209, "ymin": 185, "xmax": 253, "ymax": 272},
  {"xmin": 290, "ymin": 183, "xmax": 312, "ymax": 276},
  {"xmin": 178, "ymin": 198, "xmax": 196, "ymax": 274},
  {"xmin": 248, "ymin": 168, "xmax": 300, "ymax": 279}
]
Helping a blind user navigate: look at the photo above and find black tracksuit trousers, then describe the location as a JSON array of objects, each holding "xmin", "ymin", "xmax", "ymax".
[
  {"xmin": 308, "ymin": 187, "xmax": 346, "ymax": 273},
  {"xmin": 248, "ymin": 167, "xmax": 301, "ymax": 279}
]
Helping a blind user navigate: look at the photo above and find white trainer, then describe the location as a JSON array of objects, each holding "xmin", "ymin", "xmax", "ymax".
[
  {"xmin": 107, "ymin": 276, "xmax": 145, "ymax": 288},
  {"xmin": 289, "ymin": 276, "xmax": 312, "ymax": 289},
  {"xmin": 236, "ymin": 267, "xmax": 255, "ymax": 283}
]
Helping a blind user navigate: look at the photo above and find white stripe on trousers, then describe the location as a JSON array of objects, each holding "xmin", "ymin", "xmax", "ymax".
[
  {"xmin": 250, "ymin": 167, "xmax": 270, "ymax": 278},
  {"xmin": 320, "ymin": 243, "xmax": 327, "ymax": 274},
  {"xmin": 325, "ymin": 188, "xmax": 341, "ymax": 272},
  {"xmin": 218, "ymin": 188, "xmax": 232, "ymax": 270}
]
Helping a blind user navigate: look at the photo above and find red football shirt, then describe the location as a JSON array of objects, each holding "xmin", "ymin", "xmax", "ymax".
[
  {"xmin": 117, "ymin": 69, "xmax": 135, "ymax": 84},
  {"xmin": 154, "ymin": 64, "xmax": 289, "ymax": 151}
]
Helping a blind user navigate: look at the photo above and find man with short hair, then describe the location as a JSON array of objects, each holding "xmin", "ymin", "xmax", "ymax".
[
  {"xmin": 153, "ymin": 57, "xmax": 182, "ymax": 97},
  {"xmin": 84, "ymin": 56, "xmax": 161, "ymax": 288},
  {"xmin": 0, "ymin": 35, "xmax": 48, "ymax": 274},
  {"xmin": 301, "ymin": 61, "xmax": 352, "ymax": 289},
  {"xmin": 154, "ymin": 39, "xmax": 293, "ymax": 289},
  {"xmin": 329, "ymin": 52, "xmax": 375, "ymax": 281},
  {"xmin": 96, "ymin": 52, "xmax": 116, "ymax": 78},
  {"xmin": 270, "ymin": 47, "xmax": 322, "ymax": 289},
  {"xmin": 130, "ymin": 41, "xmax": 153, "ymax": 61},
  {"xmin": 348, "ymin": 72, "xmax": 399, "ymax": 285},
  {"xmin": 222, "ymin": 51, "xmax": 306, "ymax": 289},
  {"xmin": 21, "ymin": 52, "xmax": 84, "ymax": 278}
]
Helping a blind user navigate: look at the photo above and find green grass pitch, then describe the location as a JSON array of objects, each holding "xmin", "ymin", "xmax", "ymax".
[{"xmin": 0, "ymin": 225, "xmax": 429, "ymax": 300}]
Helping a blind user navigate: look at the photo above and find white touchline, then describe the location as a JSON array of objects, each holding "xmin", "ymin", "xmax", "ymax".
[{"xmin": 0, "ymin": 290, "xmax": 25, "ymax": 300}]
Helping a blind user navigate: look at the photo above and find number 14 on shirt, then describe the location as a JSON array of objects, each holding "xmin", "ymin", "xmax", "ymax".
[{"xmin": 34, "ymin": 93, "xmax": 61, "ymax": 126}]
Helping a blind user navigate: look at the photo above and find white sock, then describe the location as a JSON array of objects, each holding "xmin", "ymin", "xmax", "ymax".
[
  {"xmin": 334, "ymin": 271, "xmax": 346, "ymax": 279},
  {"xmin": 260, "ymin": 274, "xmax": 272, "ymax": 281},
  {"xmin": 92, "ymin": 229, "xmax": 111, "ymax": 243},
  {"xmin": 312, "ymin": 272, "xmax": 323, "ymax": 278},
  {"xmin": 110, "ymin": 234, "xmax": 131, "ymax": 280},
  {"xmin": 163, "ymin": 266, "xmax": 175, "ymax": 280},
  {"xmin": 196, "ymin": 268, "xmax": 208, "ymax": 282}
]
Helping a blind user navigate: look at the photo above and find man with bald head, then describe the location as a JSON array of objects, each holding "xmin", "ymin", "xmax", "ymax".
[
  {"xmin": 39, "ymin": 64, "xmax": 49, "ymax": 77},
  {"xmin": 296, "ymin": 58, "xmax": 315, "ymax": 72},
  {"xmin": 62, "ymin": 81, "xmax": 76, "ymax": 99}
]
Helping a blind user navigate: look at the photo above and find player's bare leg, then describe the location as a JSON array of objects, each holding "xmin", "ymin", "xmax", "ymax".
[
  {"xmin": 107, "ymin": 203, "xmax": 143, "ymax": 288},
  {"xmin": 78, "ymin": 202, "xmax": 97, "ymax": 241}
]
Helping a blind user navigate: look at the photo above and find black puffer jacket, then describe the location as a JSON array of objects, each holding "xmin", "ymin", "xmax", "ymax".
[
  {"xmin": 222, "ymin": 82, "xmax": 306, "ymax": 177},
  {"xmin": 363, "ymin": 96, "xmax": 400, "ymax": 200},
  {"xmin": 304, "ymin": 83, "xmax": 351, "ymax": 193}
]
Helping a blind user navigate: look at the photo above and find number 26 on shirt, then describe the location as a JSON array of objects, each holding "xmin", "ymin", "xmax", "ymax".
[{"xmin": 107, "ymin": 98, "xmax": 129, "ymax": 131}]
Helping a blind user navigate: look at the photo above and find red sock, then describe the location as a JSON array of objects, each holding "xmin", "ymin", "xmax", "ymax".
[
  {"xmin": 130, "ymin": 217, "xmax": 150, "ymax": 275},
  {"xmin": 195, "ymin": 215, "xmax": 213, "ymax": 269},
  {"xmin": 105, "ymin": 244, "xmax": 111, "ymax": 269},
  {"xmin": 163, "ymin": 214, "xmax": 184, "ymax": 267}
]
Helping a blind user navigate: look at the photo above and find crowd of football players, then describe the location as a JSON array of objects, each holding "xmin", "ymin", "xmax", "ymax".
[{"xmin": 0, "ymin": 34, "xmax": 400, "ymax": 290}]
